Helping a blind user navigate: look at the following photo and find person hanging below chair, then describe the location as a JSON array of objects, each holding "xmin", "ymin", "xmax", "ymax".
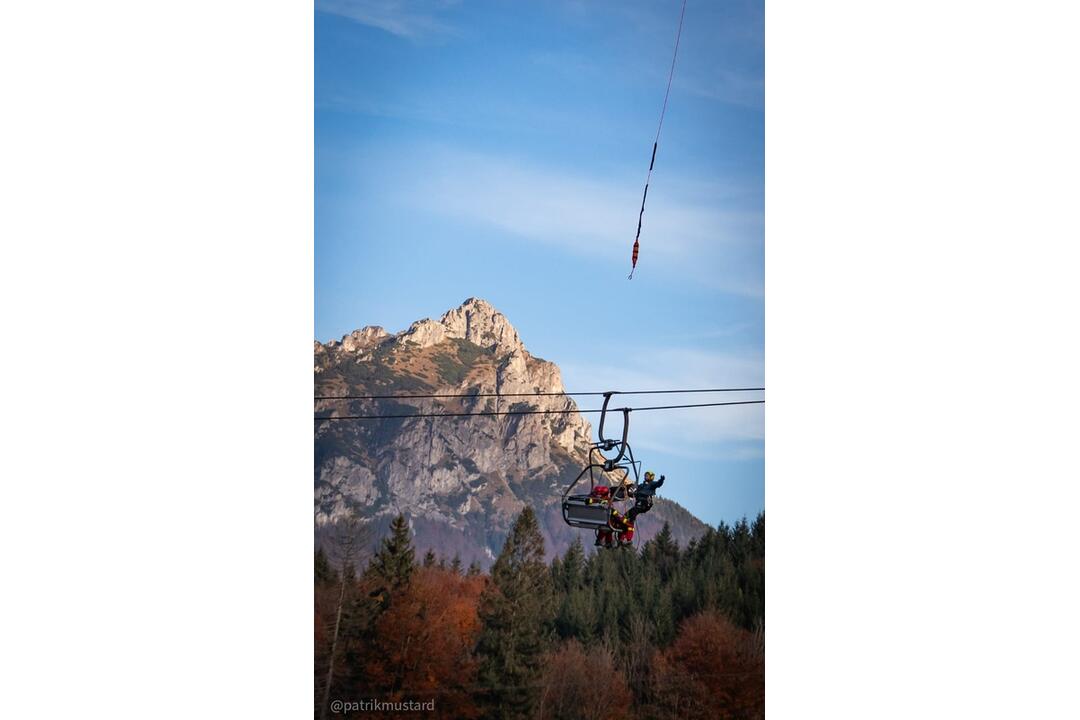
[
  {"xmin": 611, "ymin": 508, "xmax": 634, "ymax": 547},
  {"xmin": 595, "ymin": 506, "xmax": 634, "ymax": 549}
]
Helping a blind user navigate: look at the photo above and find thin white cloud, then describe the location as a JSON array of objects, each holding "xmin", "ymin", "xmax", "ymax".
[
  {"xmin": 388, "ymin": 145, "xmax": 763, "ymax": 297},
  {"xmin": 677, "ymin": 67, "xmax": 764, "ymax": 110},
  {"xmin": 540, "ymin": 0, "xmax": 764, "ymax": 110},
  {"xmin": 634, "ymin": 438, "xmax": 765, "ymax": 463},
  {"xmin": 559, "ymin": 346, "xmax": 765, "ymax": 460},
  {"xmin": 315, "ymin": 0, "xmax": 459, "ymax": 39},
  {"xmin": 660, "ymin": 322, "xmax": 757, "ymax": 343}
]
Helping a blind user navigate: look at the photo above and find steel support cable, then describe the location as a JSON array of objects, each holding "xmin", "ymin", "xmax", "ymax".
[
  {"xmin": 314, "ymin": 399, "xmax": 764, "ymax": 422},
  {"xmin": 315, "ymin": 387, "xmax": 764, "ymax": 401}
]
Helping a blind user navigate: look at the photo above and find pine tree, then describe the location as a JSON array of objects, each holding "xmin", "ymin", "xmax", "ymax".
[
  {"xmin": 560, "ymin": 536, "xmax": 585, "ymax": 590},
  {"xmin": 751, "ymin": 511, "xmax": 765, "ymax": 559},
  {"xmin": 655, "ymin": 521, "xmax": 677, "ymax": 555},
  {"xmin": 652, "ymin": 585, "xmax": 677, "ymax": 646},
  {"xmin": 653, "ymin": 522, "xmax": 679, "ymax": 582},
  {"xmin": 367, "ymin": 514, "xmax": 415, "ymax": 592},
  {"xmin": 554, "ymin": 537, "xmax": 595, "ymax": 641},
  {"xmin": 315, "ymin": 546, "xmax": 338, "ymax": 585},
  {"xmin": 422, "ymin": 548, "xmax": 437, "ymax": 568},
  {"xmin": 450, "ymin": 554, "xmax": 463, "ymax": 575},
  {"xmin": 466, "ymin": 560, "xmax": 482, "ymax": 577},
  {"xmin": 475, "ymin": 507, "xmax": 555, "ymax": 720}
]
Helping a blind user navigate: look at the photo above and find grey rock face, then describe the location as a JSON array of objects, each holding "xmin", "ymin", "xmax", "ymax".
[
  {"xmin": 439, "ymin": 297, "xmax": 522, "ymax": 351},
  {"xmin": 341, "ymin": 326, "xmax": 390, "ymax": 353}
]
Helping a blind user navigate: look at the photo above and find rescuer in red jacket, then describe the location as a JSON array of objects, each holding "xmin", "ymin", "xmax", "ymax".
[
  {"xmin": 585, "ymin": 485, "xmax": 637, "ymax": 548},
  {"xmin": 586, "ymin": 485, "xmax": 614, "ymax": 547}
]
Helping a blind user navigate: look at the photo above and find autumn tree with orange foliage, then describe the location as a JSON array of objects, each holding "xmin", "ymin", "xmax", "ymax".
[
  {"xmin": 316, "ymin": 515, "xmax": 485, "ymax": 719},
  {"xmin": 651, "ymin": 610, "xmax": 764, "ymax": 720},
  {"xmin": 536, "ymin": 640, "xmax": 632, "ymax": 720},
  {"xmin": 363, "ymin": 566, "xmax": 485, "ymax": 719}
]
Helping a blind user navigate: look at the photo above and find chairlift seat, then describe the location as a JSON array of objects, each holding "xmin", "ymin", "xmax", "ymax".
[{"xmin": 561, "ymin": 495, "xmax": 613, "ymax": 530}]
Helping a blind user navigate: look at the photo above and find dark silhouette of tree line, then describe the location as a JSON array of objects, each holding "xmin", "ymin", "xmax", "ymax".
[{"xmin": 315, "ymin": 509, "xmax": 764, "ymax": 719}]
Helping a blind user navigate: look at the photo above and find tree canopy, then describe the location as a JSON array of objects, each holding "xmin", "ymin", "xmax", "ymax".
[{"xmin": 315, "ymin": 509, "xmax": 765, "ymax": 720}]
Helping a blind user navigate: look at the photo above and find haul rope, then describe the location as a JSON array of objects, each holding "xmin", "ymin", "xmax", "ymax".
[{"xmin": 629, "ymin": 0, "xmax": 687, "ymax": 279}]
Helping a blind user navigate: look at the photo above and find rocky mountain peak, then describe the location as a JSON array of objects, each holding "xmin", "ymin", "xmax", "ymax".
[
  {"xmin": 393, "ymin": 297, "xmax": 522, "ymax": 353},
  {"xmin": 441, "ymin": 298, "xmax": 521, "ymax": 351}
]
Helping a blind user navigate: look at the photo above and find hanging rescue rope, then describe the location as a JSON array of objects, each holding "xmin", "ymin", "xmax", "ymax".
[{"xmin": 629, "ymin": 0, "xmax": 687, "ymax": 280}]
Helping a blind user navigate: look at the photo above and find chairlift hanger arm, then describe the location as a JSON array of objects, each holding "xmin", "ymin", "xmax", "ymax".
[
  {"xmin": 595, "ymin": 390, "xmax": 628, "ymax": 438},
  {"xmin": 595, "ymin": 391, "xmax": 632, "ymax": 468},
  {"xmin": 597, "ymin": 391, "xmax": 616, "ymax": 445},
  {"xmin": 603, "ymin": 409, "xmax": 630, "ymax": 469}
]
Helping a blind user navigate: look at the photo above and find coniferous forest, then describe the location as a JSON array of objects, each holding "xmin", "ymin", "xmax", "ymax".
[{"xmin": 315, "ymin": 509, "xmax": 764, "ymax": 719}]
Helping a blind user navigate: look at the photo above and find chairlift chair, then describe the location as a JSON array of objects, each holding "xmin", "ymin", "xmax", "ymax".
[{"xmin": 561, "ymin": 393, "xmax": 641, "ymax": 541}]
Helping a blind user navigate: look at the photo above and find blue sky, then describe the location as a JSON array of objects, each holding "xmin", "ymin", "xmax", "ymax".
[{"xmin": 315, "ymin": 0, "xmax": 764, "ymax": 527}]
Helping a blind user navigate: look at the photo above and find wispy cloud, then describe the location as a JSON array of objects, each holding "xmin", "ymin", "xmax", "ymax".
[
  {"xmin": 387, "ymin": 145, "xmax": 763, "ymax": 297},
  {"xmin": 660, "ymin": 322, "xmax": 757, "ymax": 343},
  {"xmin": 540, "ymin": 0, "xmax": 764, "ymax": 110},
  {"xmin": 677, "ymin": 67, "xmax": 764, "ymax": 110},
  {"xmin": 315, "ymin": 0, "xmax": 460, "ymax": 40},
  {"xmin": 559, "ymin": 346, "xmax": 765, "ymax": 460}
]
